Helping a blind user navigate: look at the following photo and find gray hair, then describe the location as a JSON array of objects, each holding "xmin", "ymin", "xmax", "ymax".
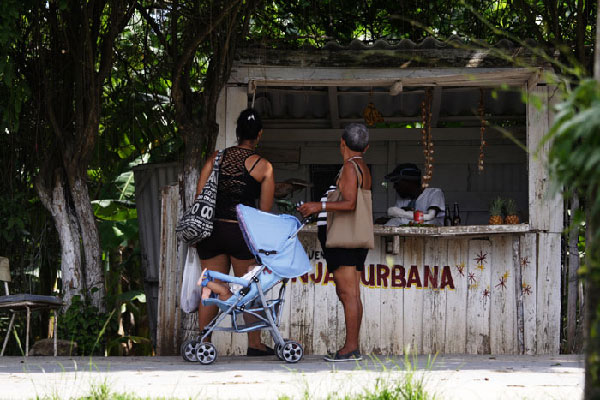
[{"xmin": 342, "ymin": 123, "xmax": 369, "ymax": 152}]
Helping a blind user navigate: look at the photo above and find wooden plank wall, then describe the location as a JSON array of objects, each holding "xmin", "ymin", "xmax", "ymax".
[
  {"xmin": 158, "ymin": 193, "xmax": 559, "ymax": 357},
  {"xmin": 168, "ymin": 229, "xmax": 559, "ymax": 356},
  {"xmin": 254, "ymin": 232, "xmax": 557, "ymax": 355},
  {"xmin": 157, "ymin": 185, "xmax": 182, "ymax": 355}
]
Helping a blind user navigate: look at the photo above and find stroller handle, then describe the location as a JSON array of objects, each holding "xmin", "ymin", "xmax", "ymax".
[
  {"xmin": 300, "ymin": 214, "xmax": 316, "ymax": 226},
  {"xmin": 289, "ymin": 214, "xmax": 316, "ymax": 239}
]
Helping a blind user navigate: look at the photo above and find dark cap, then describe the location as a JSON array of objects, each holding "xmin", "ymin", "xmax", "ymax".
[{"xmin": 385, "ymin": 163, "xmax": 421, "ymax": 182}]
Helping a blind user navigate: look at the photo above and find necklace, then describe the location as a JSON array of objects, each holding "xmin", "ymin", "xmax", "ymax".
[{"xmin": 346, "ymin": 155, "xmax": 363, "ymax": 162}]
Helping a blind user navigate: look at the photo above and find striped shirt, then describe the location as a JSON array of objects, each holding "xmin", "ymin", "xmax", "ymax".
[{"xmin": 316, "ymin": 185, "xmax": 336, "ymax": 226}]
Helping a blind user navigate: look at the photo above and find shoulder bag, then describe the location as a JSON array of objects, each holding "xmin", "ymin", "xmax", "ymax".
[
  {"xmin": 326, "ymin": 160, "xmax": 375, "ymax": 249},
  {"xmin": 176, "ymin": 150, "xmax": 224, "ymax": 245}
]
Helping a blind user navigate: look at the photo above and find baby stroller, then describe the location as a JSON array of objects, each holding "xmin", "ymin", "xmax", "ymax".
[{"xmin": 181, "ymin": 204, "xmax": 312, "ymax": 365}]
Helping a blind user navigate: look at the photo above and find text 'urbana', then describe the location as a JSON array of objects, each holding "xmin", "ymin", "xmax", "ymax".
[{"xmin": 291, "ymin": 262, "xmax": 455, "ymax": 289}]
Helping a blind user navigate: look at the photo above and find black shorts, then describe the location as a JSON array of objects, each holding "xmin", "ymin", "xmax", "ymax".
[
  {"xmin": 317, "ymin": 225, "xmax": 368, "ymax": 272},
  {"xmin": 196, "ymin": 219, "xmax": 255, "ymax": 260}
]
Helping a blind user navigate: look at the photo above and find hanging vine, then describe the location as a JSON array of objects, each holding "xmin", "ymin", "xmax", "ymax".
[
  {"xmin": 478, "ymin": 88, "xmax": 486, "ymax": 173},
  {"xmin": 421, "ymin": 88, "xmax": 434, "ymax": 188}
]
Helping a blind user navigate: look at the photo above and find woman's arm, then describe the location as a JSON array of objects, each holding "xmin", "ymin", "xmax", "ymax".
[
  {"xmin": 258, "ymin": 160, "xmax": 275, "ymax": 212},
  {"xmin": 298, "ymin": 160, "xmax": 359, "ymax": 217},
  {"xmin": 195, "ymin": 151, "xmax": 219, "ymax": 196},
  {"xmin": 246, "ymin": 154, "xmax": 275, "ymax": 212}
]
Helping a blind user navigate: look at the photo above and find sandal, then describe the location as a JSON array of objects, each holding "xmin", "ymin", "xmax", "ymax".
[
  {"xmin": 247, "ymin": 346, "xmax": 275, "ymax": 356},
  {"xmin": 323, "ymin": 349, "xmax": 362, "ymax": 362}
]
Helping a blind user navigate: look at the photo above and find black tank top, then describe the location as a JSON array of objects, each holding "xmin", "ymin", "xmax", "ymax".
[{"xmin": 215, "ymin": 146, "xmax": 262, "ymax": 220}]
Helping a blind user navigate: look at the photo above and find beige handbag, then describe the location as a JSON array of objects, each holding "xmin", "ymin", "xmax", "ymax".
[{"xmin": 326, "ymin": 160, "xmax": 375, "ymax": 249}]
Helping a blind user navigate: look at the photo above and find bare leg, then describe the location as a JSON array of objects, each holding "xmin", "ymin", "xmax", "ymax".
[
  {"xmin": 198, "ymin": 254, "xmax": 230, "ymax": 340},
  {"xmin": 356, "ymin": 270, "xmax": 363, "ymax": 335},
  {"xmin": 231, "ymin": 256, "xmax": 268, "ymax": 351},
  {"xmin": 333, "ymin": 266, "xmax": 362, "ymax": 354}
]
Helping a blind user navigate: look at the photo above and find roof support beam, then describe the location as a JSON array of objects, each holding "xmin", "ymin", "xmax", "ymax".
[
  {"xmin": 262, "ymin": 127, "xmax": 525, "ymax": 142},
  {"xmin": 328, "ymin": 87, "xmax": 340, "ymax": 128},
  {"xmin": 230, "ymin": 67, "xmax": 540, "ymax": 88},
  {"xmin": 430, "ymin": 87, "xmax": 442, "ymax": 127}
]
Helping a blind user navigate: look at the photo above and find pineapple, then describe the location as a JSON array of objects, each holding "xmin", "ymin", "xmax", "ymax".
[
  {"xmin": 505, "ymin": 198, "xmax": 520, "ymax": 224},
  {"xmin": 489, "ymin": 197, "xmax": 504, "ymax": 225}
]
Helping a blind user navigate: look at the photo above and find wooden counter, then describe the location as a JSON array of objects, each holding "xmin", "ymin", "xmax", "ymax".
[
  {"xmin": 252, "ymin": 225, "xmax": 560, "ymax": 357},
  {"xmin": 300, "ymin": 223, "xmax": 533, "ymax": 237}
]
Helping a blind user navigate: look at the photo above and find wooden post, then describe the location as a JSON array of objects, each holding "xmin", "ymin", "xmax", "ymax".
[
  {"xmin": 513, "ymin": 236, "xmax": 525, "ymax": 355},
  {"xmin": 566, "ymin": 193, "xmax": 580, "ymax": 353},
  {"xmin": 54, "ymin": 309, "xmax": 58, "ymax": 357},
  {"xmin": 215, "ymin": 86, "xmax": 248, "ymax": 150},
  {"xmin": 26, "ymin": 306, "xmax": 30, "ymax": 356},
  {"xmin": 527, "ymin": 83, "xmax": 562, "ymax": 355},
  {"xmin": 527, "ymin": 84, "xmax": 563, "ymax": 233},
  {"xmin": 156, "ymin": 184, "xmax": 181, "ymax": 355}
]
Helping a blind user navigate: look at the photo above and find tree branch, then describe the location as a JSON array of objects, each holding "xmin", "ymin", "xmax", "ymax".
[
  {"xmin": 173, "ymin": 0, "xmax": 242, "ymax": 83},
  {"xmin": 513, "ymin": 0, "xmax": 545, "ymax": 44},
  {"xmin": 135, "ymin": 3, "xmax": 172, "ymax": 57},
  {"xmin": 98, "ymin": 1, "xmax": 136, "ymax": 83}
]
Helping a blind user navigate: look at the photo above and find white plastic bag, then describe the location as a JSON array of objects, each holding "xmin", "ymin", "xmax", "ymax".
[{"xmin": 180, "ymin": 247, "xmax": 203, "ymax": 313}]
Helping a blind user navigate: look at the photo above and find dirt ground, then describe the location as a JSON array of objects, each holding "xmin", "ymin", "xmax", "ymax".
[{"xmin": 0, "ymin": 354, "xmax": 584, "ymax": 399}]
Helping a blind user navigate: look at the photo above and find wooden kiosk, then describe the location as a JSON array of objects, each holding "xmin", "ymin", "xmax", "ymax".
[{"xmin": 196, "ymin": 38, "xmax": 561, "ymax": 356}]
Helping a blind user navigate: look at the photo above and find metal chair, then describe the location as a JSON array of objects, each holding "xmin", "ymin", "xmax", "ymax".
[{"xmin": 0, "ymin": 257, "xmax": 63, "ymax": 356}]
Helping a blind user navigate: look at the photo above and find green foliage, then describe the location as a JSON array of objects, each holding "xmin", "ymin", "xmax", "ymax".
[
  {"xmin": 255, "ymin": 0, "xmax": 596, "ymax": 64},
  {"xmin": 58, "ymin": 295, "xmax": 116, "ymax": 356},
  {"xmin": 546, "ymin": 79, "xmax": 600, "ymax": 265},
  {"xmin": 545, "ymin": 78, "xmax": 600, "ymax": 396},
  {"xmin": 0, "ymin": 193, "xmax": 30, "ymax": 243},
  {"xmin": 547, "ymin": 80, "xmax": 600, "ymax": 205},
  {"xmin": 489, "ymin": 197, "xmax": 505, "ymax": 216},
  {"xmin": 504, "ymin": 198, "xmax": 517, "ymax": 215}
]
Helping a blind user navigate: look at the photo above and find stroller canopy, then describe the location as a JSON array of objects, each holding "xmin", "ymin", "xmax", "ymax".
[{"xmin": 237, "ymin": 205, "xmax": 311, "ymax": 278}]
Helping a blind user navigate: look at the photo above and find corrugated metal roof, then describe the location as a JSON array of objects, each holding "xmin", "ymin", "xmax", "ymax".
[{"xmin": 236, "ymin": 36, "xmax": 548, "ymax": 69}]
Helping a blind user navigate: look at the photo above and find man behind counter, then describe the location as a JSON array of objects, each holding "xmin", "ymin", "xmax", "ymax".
[{"xmin": 384, "ymin": 163, "xmax": 446, "ymax": 226}]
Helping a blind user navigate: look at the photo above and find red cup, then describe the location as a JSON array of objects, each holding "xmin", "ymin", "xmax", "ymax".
[{"xmin": 413, "ymin": 210, "xmax": 424, "ymax": 224}]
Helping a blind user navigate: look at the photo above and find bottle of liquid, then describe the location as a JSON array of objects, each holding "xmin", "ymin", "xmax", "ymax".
[
  {"xmin": 452, "ymin": 202, "xmax": 461, "ymax": 226},
  {"xmin": 444, "ymin": 205, "xmax": 453, "ymax": 226}
]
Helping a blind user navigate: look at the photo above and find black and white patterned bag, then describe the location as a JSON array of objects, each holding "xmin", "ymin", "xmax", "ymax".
[{"xmin": 176, "ymin": 151, "xmax": 224, "ymax": 245}]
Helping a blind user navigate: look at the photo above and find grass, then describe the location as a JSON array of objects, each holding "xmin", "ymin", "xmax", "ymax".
[
  {"xmin": 34, "ymin": 380, "xmax": 194, "ymax": 400},
  {"xmin": 334, "ymin": 353, "xmax": 436, "ymax": 400},
  {"xmin": 20, "ymin": 336, "xmax": 435, "ymax": 400},
  {"xmin": 279, "ymin": 352, "xmax": 437, "ymax": 400}
]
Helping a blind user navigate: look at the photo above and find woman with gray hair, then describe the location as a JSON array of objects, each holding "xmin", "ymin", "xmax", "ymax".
[{"xmin": 298, "ymin": 123, "xmax": 374, "ymax": 362}]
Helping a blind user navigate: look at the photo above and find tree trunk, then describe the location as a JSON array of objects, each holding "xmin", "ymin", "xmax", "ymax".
[
  {"xmin": 70, "ymin": 172, "xmax": 105, "ymax": 311},
  {"xmin": 36, "ymin": 170, "xmax": 83, "ymax": 309}
]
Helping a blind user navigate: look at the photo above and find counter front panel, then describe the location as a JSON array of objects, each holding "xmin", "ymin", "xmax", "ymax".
[{"xmin": 250, "ymin": 230, "xmax": 560, "ymax": 356}]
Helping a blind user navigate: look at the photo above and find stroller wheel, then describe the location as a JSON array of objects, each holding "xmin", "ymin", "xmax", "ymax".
[
  {"xmin": 281, "ymin": 341, "xmax": 303, "ymax": 363},
  {"xmin": 181, "ymin": 339, "xmax": 198, "ymax": 362},
  {"xmin": 276, "ymin": 338, "xmax": 290, "ymax": 361},
  {"xmin": 195, "ymin": 342, "xmax": 218, "ymax": 365}
]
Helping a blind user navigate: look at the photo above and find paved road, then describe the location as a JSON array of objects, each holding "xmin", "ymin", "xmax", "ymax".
[{"xmin": 0, "ymin": 354, "xmax": 583, "ymax": 399}]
